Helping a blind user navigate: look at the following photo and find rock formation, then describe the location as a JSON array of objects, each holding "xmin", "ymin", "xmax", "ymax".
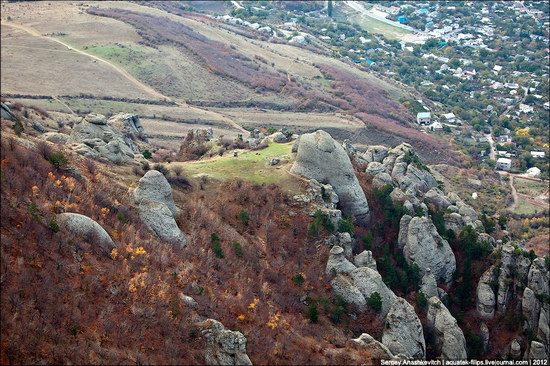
[
  {"xmin": 133, "ymin": 170, "xmax": 178, "ymax": 217},
  {"xmin": 197, "ymin": 319, "xmax": 252, "ymax": 365},
  {"xmin": 56, "ymin": 212, "xmax": 115, "ymax": 252},
  {"xmin": 326, "ymin": 246, "xmax": 356, "ymax": 276},
  {"xmin": 399, "ymin": 216, "xmax": 456, "ymax": 284},
  {"xmin": 427, "ymin": 297, "xmax": 467, "ymax": 360},
  {"xmin": 476, "ymin": 265, "xmax": 497, "ymax": 320},
  {"xmin": 133, "ymin": 170, "xmax": 186, "ymax": 247},
  {"xmin": 351, "ymin": 333, "xmax": 407, "ymax": 361},
  {"xmin": 382, "ymin": 298, "xmax": 426, "ymax": 359},
  {"xmin": 291, "ymin": 130, "xmax": 370, "ymax": 225}
]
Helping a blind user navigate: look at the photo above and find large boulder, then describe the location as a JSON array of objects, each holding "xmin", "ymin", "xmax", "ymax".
[
  {"xmin": 382, "ymin": 298, "xmax": 426, "ymax": 359},
  {"xmin": 352, "ymin": 333, "xmax": 404, "ymax": 361},
  {"xmin": 420, "ymin": 269, "xmax": 439, "ymax": 299},
  {"xmin": 134, "ymin": 170, "xmax": 178, "ymax": 217},
  {"xmin": 330, "ymin": 274, "xmax": 367, "ymax": 310},
  {"xmin": 326, "ymin": 246, "xmax": 356, "ymax": 276},
  {"xmin": 198, "ymin": 319, "xmax": 252, "ymax": 365},
  {"xmin": 400, "ymin": 216, "xmax": 456, "ymax": 284},
  {"xmin": 42, "ymin": 132, "xmax": 69, "ymax": 145},
  {"xmin": 476, "ymin": 266, "xmax": 497, "ymax": 320},
  {"xmin": 528, "ymin": 341, "xmax": 547, "ymax": 360},
  {"xmin": 427, "ymin": 297, "xmax": 467, "ymax": 360},
  {"xmin": 350, "ymin": 267, "xmax": 397, "ymax": 316},
  {"xmin": 424, "ymin": 188, "xmax": 451, "ymax": 212},
  {"xmin": 354, "ymin": 250, "xmax": 377, "ymax": 270},
  {"xmin": 291, "ymin": 130, "xmax": 370, "ymax": 225},
  {"xmin": 138, "ymin": 200, "xmax": 186, "ymax": 247},
  {"xmin": 108, "ymin": 113, "xmax": 146, "ymax": 141},
  {"xmin": 56, "ymin": 213, "xmax": 115, "ymax": 252},
  {"xmin": 68, "ymin": 113, "xmax": 137, "ymax": 163},
  {"xmin": 522, "ymin": 287, "xmax": 541, "ymax": 331}
]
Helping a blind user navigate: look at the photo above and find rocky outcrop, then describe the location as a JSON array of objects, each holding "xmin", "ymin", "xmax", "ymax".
[
  {"xmin": 510, "ymin": 339, "xmax": 522, "ymax": 359},
  {"xmin": 330, "ymin": 274, "xmax": 367, "ymax": 310},
  {"xmin": 291, "ymin": 130, "xmax": 370, "ymax": 225},
  {"xmin": 352, "ymin": 333, "xmax": 406, "ymax": 361},
  {"xmin": 382, "ymin": 298, "xmax": 426, "ymax": 359},
  {"xmin": 68, "ymin": 113, "xmax": 139, "ymax": 163},
  {"xmin": 294, "ymin": 179, "xmax": 342, "ymax": 227},
  {"xmin": 108, "ymin": 113, "xmax": 147, "ymax": 142},
  {"xmin": 198, "ymin": 319, "xmax": 252, "ymax": 365},
  {"xmin": 1, "ymin": 102, "xmax": 17, "ymax": 121},
  {"xmin": 427, "ymin": 297, "xmax": 467, "ymax": 360},
  {"xmin": 399, "ymin": 216, "xmax": 456, "ymax": 284},
  {"xmin": 133, "ymin": 170, "xmax": 178, "ymax": 217},
  {"xmin": 477, "ymin": 266, "xmax": 497, "ymax": 320},
  {"xmin": 56, "ymin": 213, "xmax": 115, "ymax": 252},
  {"xmin": 41, "ymin": 132, "xmax": 70, "ymax": 145},
  {"xmin": 354, "ymin": 250, "xmax": 377, "ymax": 270},
  {"xmin": 138, "ymin": 200, "xmax": 186, "ymax": 247},
  {"xmin": 326, "ymin": 246, "xmax": 356, "ymax": 276},
  {"xmin": 420, "ymin": 269, "xmax": 439, "ymax": 300},
  {"xmin": 350, "ymin": 267, "xmax": 397, "ymax": 316},
  {"xmin": 528, "ymin": 341, "xmax": 547, "ymax": 360},
  {"xmin": 522, "ymin": 287, "xmax": 541, "ymax": 330}
]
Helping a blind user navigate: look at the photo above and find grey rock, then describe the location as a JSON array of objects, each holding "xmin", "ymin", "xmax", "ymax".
[
  {"xmin": 268, "ymin": 157, "xmax": 280, "ymax": 166},
  {"xmin": 444, "ymin": 212, "xmax": 465, "ymax": 234},
  {"xmin": 326, "ymin": 246, "xmax": 356, "ymax": 276},
  {"xmin": 31, "ymin": 120, "xmax": 46, "ymax": 133},
  {"xmin": 478, "ymin": 233, "xmax": 496, "ymax": 248},
  {"xmin": 1, "ymin": 102, "xmax": 17, "ymax": 121},
  {"xmin": 338, "ymin": 232, "xmax": 353, "ymax": 260},
  {"xmin": 522, "ymin": 287, "xmax": 541, "ymax": 331},
  {"xmin": 70, "ymin": 143, "xmax": 100, "ymax": 159},
  {"xmin": 372, "ymin": 172, "xmax": 394, "ymax": 189},
  {"xmin": 397, "ymin": 215, "xmax": 413, "ymax": 250},
  {"xmin": 528, "ymin": 341, "xmax": 547, "ymax": 360},
  {"xmin": 510, "ymin": 339, "xmax": 521, "ymax": 360},
  {"xmin": 354, "ymin": 250, "xmax": 377, "ymax": 270},
  {"xmin": 331, "ymin": 274, "xmax": 367, "ymax": 310},
  {"xmin": 477, "ymin": 266, "xmax": 497, "ymax": 320},
  {"xmin": 400, "ymin": 216, "xmax": 456, "ymax": 284},
  {"xmin": 42, "ymin": 132, "xmax": 69, "ymax": 144},
  {"xmin": 390, "ymin": 187, "xmax": 408, "ymax": 205},
  {"xmin": 427, "ymin": 297, "xmax": 467, "ymax": 360},
  {"xmin": 420, "ymin": 269, "xmax": 439, "ymax": 299},
  {"xmin": 366, "ymin": 162, "xmax": 386, "ymax": 175},
  {"xmin": 56, "ymin": 213, "xmax": 115, "ymax": 252},
  {"xmin": 179, "ymin": 293, "xmax": 198, "ymax": 309},
  {"xmin": 446, "ymin": 205, "xmax": 459, "ymax": 213},
  {"xmin": 134, "ymin": 170, "xmax": 178, "ymax": 217},
  {"xmin": 350, "ymin": 267, "xmax": 397, "ymax": 316},
  {"xmin": 291, "ymin": 130, "xmax": 370, "ymax": 225},
  {"xmin": 138, "ymin": 200, "xmax": 186, "ymax": 247},
  {"xmin": 271, "ymin": 132, "xmax": 287, "ymax": 143},
  {"xmin": 424, "ymin": 188, "xmax": 452, "ymax": 211},
  {"xmin": 351, "ymin": 333, "xmax": 397, "ymax": 360},
  {"xmin": 497, "ymin": 244, "xmax": 515, "ymax": 314},
  {"xmin": 527, "ymin": 258, "xmax": 549, "ymax": 298},
  {"xmin": 363, "ymin": 145, "xmax": 389, "ymax": 163},
  {"xmin": 538, "ymin": 304, "xmax": 549, "ymax": 350},
  {"xmin": 85, "ymin": 113, "xmax": 107, "ymax": 125},
  {"xmin": 382, "ymin": 298, "xmax": 426, "ymax": 359},
  {"xmin": 199, "ymin": 319, "xmax": 252, "ymax": 366}
]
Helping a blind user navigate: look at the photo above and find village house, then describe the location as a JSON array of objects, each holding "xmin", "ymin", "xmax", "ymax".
[
  {"xmin": 530, "ymin": 151, "xmax": 546, "ymax": 158},
  {"xmin": 441, "ymin": 112, "xmax": 458, "ymax": 124},
  {"xmin": 416, "ymin": 112, "xmax": 432, "ymax": 125},
  {"xmin": 496, "ymin": 157, "xmax": 512, "ymax": 171}
]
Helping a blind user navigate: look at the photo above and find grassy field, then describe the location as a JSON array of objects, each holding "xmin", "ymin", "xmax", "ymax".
[
  {"xmin": 349, "ymin": 14, "xmax": 411, "ymax": 40},
  {"xmin": 514, "ymin": 177, "xmax": 548, "ymax": 197},
  {"xmin": 515, "ymin": 199, "xmax": 546, "ymax": 215},
  {"xmin": 169, "ymin": 142, "xmax": 305, "ymax": 193}
]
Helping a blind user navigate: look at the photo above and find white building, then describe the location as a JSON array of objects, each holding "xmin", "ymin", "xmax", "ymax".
[
  {"xmin": 530, "ymin": 151, "xmax": 546, "ymax": 158},
  {"xmin": 442, "ymin": 112, "xmax": 457, "ymax": 124},
  {"xmin": 416, "ymin": 112, "xmax": 432, "ymax": 125},
  {"xmin": 496, "ymin": 158, "xmax": 512, "ymax": 171},
  {"xmin": 526, "ymin": 167, "xmax": 541, "ymax": 178}
]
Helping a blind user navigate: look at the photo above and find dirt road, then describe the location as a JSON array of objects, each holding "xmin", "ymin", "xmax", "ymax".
[{"xmin": 3, "ymin": 22, "xmax": 250, "ymax": 136}]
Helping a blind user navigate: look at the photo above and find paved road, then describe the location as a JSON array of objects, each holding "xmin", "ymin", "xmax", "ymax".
[{"xmin": 485, "ymin": 131, "xmax": 496, "ymax": 161}]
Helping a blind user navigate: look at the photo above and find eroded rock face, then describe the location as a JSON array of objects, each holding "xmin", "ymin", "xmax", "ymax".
[
  {"xmin": 198, "ymin": 319, "xmax": 252, "ymax": 366},
  {"xmin": 420, "ymin": 269, "xmax": 439, "ymax": 300},
  {"xmin": 528, "ymin": 341, "xmax": 548, "ymax": 360},
  {"xmin": 326, "ymin": 246, "xmax": 356, "ymax": 276},
  {"xmin": 480, "ymin": 322, "xmax": 490, "ymax": 353},
  {"xmin": 427, "ymin": 297, "xmax": 467, "ymax": 360},
  {"xmin": 331, "ymin": 274, "xmax": 367, "ymax": 310},
  {"xmin": 291, "ymin": 130, "xmax": 370, "ymax": 225},
  {"xmin": 400, "ymin": 216, "xmax": 456, "ymax": 284},
  {"xmin": 68, "ymin": 113, "xmax": 137, "ymax": 163},
  {"xmin": 134, "ymin": 170, "xmax": 178, "ymax": 217},
  {"xmin": 382, "ymin": 298, "xmax": 426, "ymax": 359},
  {"xmin": 352, "ymin": 333, "xmax": 404, "ymax": 361},
  {"xmin": 138, "ymin": 200, "xmax": 186, "ymax": 247},
  {"xmin": 350, "ymin": 267, "xmax": 397, "ymax": 316},
  {"xmin": 424, "ymin": 188, "xmax": 452, "ymax": 212},
  {"xmin": 510, "ymin": 339, "xmax": 521, "ymax": 359},
  {"xmin": 42, "ymin": 132, "xmax": 69, "ymax": 145},
  {"xmin": 477, "ymin": 266, "xmax": 497, "ymax": 320},
  {"xmin": 354, "ymin": 250, "xmax": 377, "ymax": 270},
  {"xmin": 56, "ymin": 213, "xmax": 115, "ymax": 252}
]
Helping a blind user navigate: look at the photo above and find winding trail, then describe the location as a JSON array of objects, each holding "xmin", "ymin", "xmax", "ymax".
[{"xmin": 3, "ymin": 22, "xmax": 249, "ymax": 136}]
